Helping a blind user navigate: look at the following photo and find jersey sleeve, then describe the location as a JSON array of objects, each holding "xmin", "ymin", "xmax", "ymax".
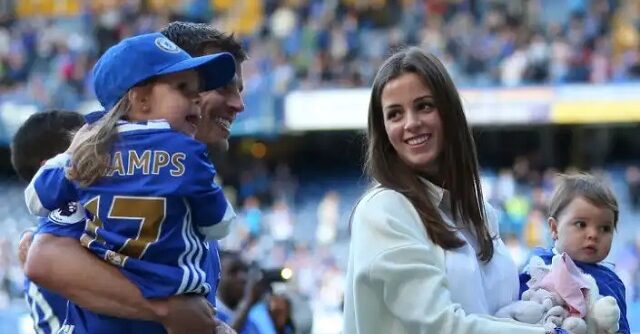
[
  {"xmin": 173, "ymin": 138, "xmax": 236, "ymax": 240},
  {"xmin": 600, "ymin": 270, "xmax": 630, "ymax": 334},
  {"xmin": 36, "ymin": 202, "xmax": 87, "ymax": 239},
  {"xmin": 25, "ymin": 153, "xmax": 78, "ymax": 217}
]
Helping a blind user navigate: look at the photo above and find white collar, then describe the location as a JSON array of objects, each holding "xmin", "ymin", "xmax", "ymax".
[
  {"xmin": 116, "ymin": 119, "xmax": 171, "ymax": 133},
  {"xmin": 419, "ymin": 177, "xmax": 444, "ymax": 202},
  {"xmin": 419, "ymin": 177, "xmax": 450, "ymax": 210}
]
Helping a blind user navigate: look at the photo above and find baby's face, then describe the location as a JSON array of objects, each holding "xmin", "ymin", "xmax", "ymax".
[{"xmin": 550, "ymin": 196, "xmax": 615, "ymax": 263}]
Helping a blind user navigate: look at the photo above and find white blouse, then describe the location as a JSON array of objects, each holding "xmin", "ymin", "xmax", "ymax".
[
  {"xmin": 432, "ymin": 181, "xmax": 520, "ymax": 315},
  {"xmin": 343, "ymin": 181, "xmax": 545, "ymax": 334}
]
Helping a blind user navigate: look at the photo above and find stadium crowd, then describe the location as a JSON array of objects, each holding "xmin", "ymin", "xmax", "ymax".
[{"xmin": 0, "ymin": 0, "xmax": 638, "ymax": 112}]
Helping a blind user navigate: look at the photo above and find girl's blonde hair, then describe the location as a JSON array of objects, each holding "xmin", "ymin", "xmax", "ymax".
[{"xmin": 67, "ymin": 96, "xmax": 131, "ymax": 187}]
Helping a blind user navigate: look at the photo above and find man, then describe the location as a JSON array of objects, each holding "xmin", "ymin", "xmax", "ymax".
[
  {"xmin": 12, "ymin": 110, "xmax": 86, "ymax": 334},
  {"xmin": 21, "ymin": 22, "xmax": 247, "ymax": 334},
  {"xmin": 216, "ymin": 251, "xmax": 273, "ymax": 334}
]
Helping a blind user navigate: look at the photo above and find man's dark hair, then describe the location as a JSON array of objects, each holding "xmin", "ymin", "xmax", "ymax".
[
  {"xmin": 160, "ymin": 21, "xmax": 248, "ymax": 61},
  {"xmin": 219, "ymin": 250, "xmax": 245, "ymax": 266},
  {"xmin": 11, "ymin": 110, "xmax": 85, "ymax": 181}
]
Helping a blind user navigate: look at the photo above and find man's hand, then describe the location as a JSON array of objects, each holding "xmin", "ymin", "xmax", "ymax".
[
  {"xmin": 18, "ymin": 229, "xmax": 35, "ymax": 268},
  {"xmin": 246, "ymin": 266, "xmax": 269, "ymax": 306},
  {"xmin": 157, "ymin": 295, "xmax": 216, "ymax": 334},
  {"xmin": 230, "ymin": 267, "xmax": 269, "ymax": 331},
  {"xmin": 215, "ymin": 320, "xmax": 238, "ymax": 334}
]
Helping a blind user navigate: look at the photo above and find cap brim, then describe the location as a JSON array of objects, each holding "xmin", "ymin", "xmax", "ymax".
[{"xmin": 158, "ymin": 52, "xmax": 236, "ymax": 91}]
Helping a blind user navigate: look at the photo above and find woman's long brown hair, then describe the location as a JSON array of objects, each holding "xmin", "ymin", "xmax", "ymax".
[{"xmin": 364, "ymin": 47, "xmax": 494, "ymax": 262}]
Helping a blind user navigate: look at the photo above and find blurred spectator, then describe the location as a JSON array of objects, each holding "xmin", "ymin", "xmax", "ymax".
[
  {"xmin": 268, "ymin": 294, "xmax": 295, "ymax": 334},
  {"xmin": 242, "ymin": 196, "xmax": 264, "ymax": 241},
  {"xmin": 522, "ymin": 208, "xmax": 550, "ymax": 248},
  {"xmin": 286, "ymin": 243, "xmax": 316, "ymax": 300},
  {"xmin": 626, "ymin": 166, "xmax": 640, "ymax": 212},
  {"xmin": 216, "ymin": 251, "xmax": 273, "ymax": 334},
  {"xmin": 315, "ymin": 191, "xmax": 339, "ymax": 246},
  {"xmin": 270, "ymin": 163, "xmax": 297, "ymax": 205},
  {"xmin": 616, "ymin": 231, "xmax": 640, "ymax": 303},
  {"xmin": 267, "ymin": 199, "xmax": 294, "ymax": 246},
  {"xmin": 530, "ymin": 186, "xmax": 548, "ymax": 212},
  {"xmin": 503, "ymin": 233, "xmax": 529, "ymax": 270},
  {"xmin": 501, "ymin": 191, "xmax": 530, "ymax": 236},
  {"xmin": 494, "ymin": 169, "xmax": 516, "ymax": 205}
]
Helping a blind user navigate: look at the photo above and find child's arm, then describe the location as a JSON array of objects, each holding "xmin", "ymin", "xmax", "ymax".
[
  {"xmin": 24, "ymin": 153, "xmax": 78, "ymax": 217},
  {"xmin": 606, "ymin": 273, "xmax": 630, "ymax": 334},
  {"xmin": 174, "ymin": 139, "xmax": 235, "ymax": 240}
]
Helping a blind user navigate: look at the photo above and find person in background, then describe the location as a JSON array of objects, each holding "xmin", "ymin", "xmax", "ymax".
[
  {"xmin": 268, "ymin": 294, "xmax": 295, "ymax": 334},
  {"xmin": 216, "ymin": 250, "xmax": 274, "ymax": 334},
  {"xmin": 12, "ymin": 110, "xmax": 85, "ymax": 334}
]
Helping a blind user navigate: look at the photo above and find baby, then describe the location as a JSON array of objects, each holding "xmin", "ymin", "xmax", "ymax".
[{"xmin": 518, "ymin": 173, "xmax": 629, "ymax": 333}]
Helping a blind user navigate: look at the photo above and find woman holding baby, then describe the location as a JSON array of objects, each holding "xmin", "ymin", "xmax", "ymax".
[{"xmin": 342, "ymin": 47, "xmax": 628, "ymax": 334}]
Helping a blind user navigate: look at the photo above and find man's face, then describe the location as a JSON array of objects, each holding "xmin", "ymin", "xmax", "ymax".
[
  {"xmin": 195, "ymin": 49, "xmax": 245, "ymax": 151},
  {"xmin": 220, "ymin": 257, "xmax": 248, "ymax": 305}
]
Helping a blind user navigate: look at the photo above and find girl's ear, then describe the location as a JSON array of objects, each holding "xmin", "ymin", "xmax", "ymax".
[
  {"xmin": 548, "ymin": 217, "xmax": 559, "ymax": 240},
  {"xmin": 128, "ymin": 85, "xmax": 152, "ymax": 115}
]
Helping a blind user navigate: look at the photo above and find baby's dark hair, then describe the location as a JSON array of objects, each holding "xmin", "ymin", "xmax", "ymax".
[
  {"xmin": 548, "ymin": 173, "xmax": 619, "ymax": 227},
  {"xmin": 11, "ymin": 110, "xmax": 85, "ymax": 181}
]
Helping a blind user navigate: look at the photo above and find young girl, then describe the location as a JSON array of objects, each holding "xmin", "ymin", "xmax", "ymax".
[
  {"xmin": 24, "ymin": 32, "xmax": 237, "ymax": 333},
  {"xmin": 520, "ymin": 173, "xmax": 630, "ymax": 333}
]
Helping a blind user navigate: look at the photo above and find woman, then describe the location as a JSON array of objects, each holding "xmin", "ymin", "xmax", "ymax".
[{"xmin": 343, "ymin": 47, "xmax": 566, "ymax": 334}]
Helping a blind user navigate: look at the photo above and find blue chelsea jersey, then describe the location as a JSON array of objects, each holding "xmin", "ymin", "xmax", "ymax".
[
  {"xmin": 23, "ymin": 211, "xmax": 86, "ymax": 334},
  {"xmin": 25, "ymin": 120, "xmax": 236, "ymax": 298}
]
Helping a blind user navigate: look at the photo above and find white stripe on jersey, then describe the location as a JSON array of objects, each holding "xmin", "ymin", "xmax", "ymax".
[
  {"xmin": 26, "ymin": 282, "xmax": 60, "ymax": 334},
  {"xmin": 183, "ymin": 209, "xmax": 200, "ymax": 292},
  {"xmin": 176, "ymin": 200, "xmax": 208, "ymax": 294},
  {"xmin": 185, "ymin": 211, "xmax": 208, "ymax": 294},
  {"xmin": 25, "ymin": 292, "xmax": 43, "ymax": 334},
  {"xmin": 116, "ymin": 120, "xmax": 171, "ymax": 134},
  {"xmin": 177, "ymin": 205, "xmax": 195, "ymax": 294},
  {"xmin": 177, "ymin": 200, "xmax": 211, "ymax": 295}
]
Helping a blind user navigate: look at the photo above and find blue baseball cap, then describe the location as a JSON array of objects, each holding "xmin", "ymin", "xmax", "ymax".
[
  {"xmin": 92, "ymin": 32, "xmax": 236, "ymax": 110},
  {"xmin": 84, "ymin": 110, "xmax": 107, "ymax": 124}
]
